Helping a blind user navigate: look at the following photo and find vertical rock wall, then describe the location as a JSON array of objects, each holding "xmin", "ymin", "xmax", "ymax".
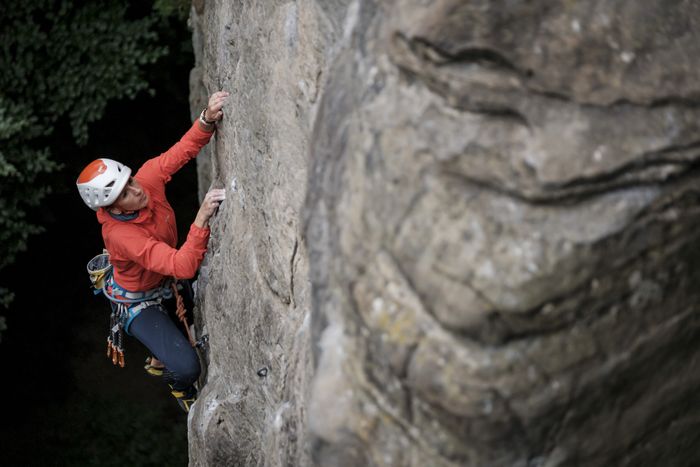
[
  {"xmin": 191, "ymin": 1, "xmax": 700, "ymax": 466},
  {"xmin": 188, "ymin": 1, "xmax": 335, "ymax": 464}
]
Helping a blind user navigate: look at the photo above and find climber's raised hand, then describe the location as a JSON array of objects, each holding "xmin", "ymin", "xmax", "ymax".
[
  {"xmin": 194, "ymin": 188, "xmax": 226, "ymax": 227},
  {"xmin": 203, "ymin": 91, "xmax": 230, "ymax": 123}
]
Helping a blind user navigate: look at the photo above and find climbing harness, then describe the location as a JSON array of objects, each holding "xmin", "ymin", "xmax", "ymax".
[{"xmin": 86, "ymin": 251, "xmax": 197, "ymax": 368}]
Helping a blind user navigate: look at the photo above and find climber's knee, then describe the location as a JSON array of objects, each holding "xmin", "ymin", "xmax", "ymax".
[{"xmin": 164, "ymin": 352, "xmax": 200, "ymax": 389}]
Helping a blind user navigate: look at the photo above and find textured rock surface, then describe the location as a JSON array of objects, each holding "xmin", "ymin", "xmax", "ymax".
[
  {"xmin": 190, "ymin": 1, "xmax": 700, "ymax": 465},
  {"xmin": 187, "ymin": 1, "xmax": 326, "ymax": 465}
]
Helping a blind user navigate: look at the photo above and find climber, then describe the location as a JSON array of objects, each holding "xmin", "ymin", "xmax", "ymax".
[{"xmin": 77, "ymin": 91, "xmax": 229, "ymax": 413}]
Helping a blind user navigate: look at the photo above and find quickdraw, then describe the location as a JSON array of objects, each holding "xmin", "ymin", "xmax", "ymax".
[
  {"xmin": 105, "ymin": 299, "xmax": 159, "ymax": 368},
  {"xmin": 107, "ymin": 303, "xmax": 126, "ymax": 368}
]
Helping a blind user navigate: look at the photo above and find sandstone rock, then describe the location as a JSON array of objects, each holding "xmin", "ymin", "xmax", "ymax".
[
  {"xmin": 188, "ymin": 1, "xmax": 327, "ymax": 465},
  {"xmin": 190, "ymin": 1, "xmax": 700, "ymax": 465}
]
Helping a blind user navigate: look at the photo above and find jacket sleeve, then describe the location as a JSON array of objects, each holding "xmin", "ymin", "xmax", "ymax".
[
  {"xmin": 113, "ymin": 223, "xmax": 211, "ymax": 279},
  {"xmin": 136, "ymin": 119, "xmax": 214, "ymax": 185}
]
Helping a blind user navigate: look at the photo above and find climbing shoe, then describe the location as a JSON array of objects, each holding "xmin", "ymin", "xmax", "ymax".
[
  {"xmin": 144, "ymin": 357, "xmax": 164, "ymax": 377},
  {"xmin": 170, "ymin": 385, "xmax": 197, "ymax": 413}
]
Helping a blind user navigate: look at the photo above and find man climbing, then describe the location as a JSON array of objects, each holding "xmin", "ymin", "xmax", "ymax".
[{"xmin": 77, "ymin": 91, "xmax": 229, "ymax": 412}]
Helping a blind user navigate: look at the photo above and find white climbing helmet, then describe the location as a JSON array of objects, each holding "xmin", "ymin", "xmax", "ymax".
[{"xmin": 76, "ymin": 158, "xmax": 132, "ymax": 210}]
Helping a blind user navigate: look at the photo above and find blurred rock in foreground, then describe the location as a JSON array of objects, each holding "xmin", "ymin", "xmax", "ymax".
[{"xmin": 189, "ymin": 1, "xmax": 700, "ymax": 465}]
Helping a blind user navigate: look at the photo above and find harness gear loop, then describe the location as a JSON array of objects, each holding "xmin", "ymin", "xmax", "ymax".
[{"xmin": 171, "ymin": 282, "xmax": 196, "ymax": 347}]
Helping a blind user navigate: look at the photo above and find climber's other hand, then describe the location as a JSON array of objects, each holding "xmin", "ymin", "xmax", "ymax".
[
  {"xmin": 194, "ymin": 188, "xmax": 226, "ymax": 227},
  {"xmin": 204, "ymin": 91, "xmax": 230, "ymax": 122}
]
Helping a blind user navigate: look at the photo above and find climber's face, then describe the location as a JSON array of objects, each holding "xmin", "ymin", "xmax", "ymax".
[{"xmin": 111, "ymin": 177, "xmax": 148, "ymax": 213}]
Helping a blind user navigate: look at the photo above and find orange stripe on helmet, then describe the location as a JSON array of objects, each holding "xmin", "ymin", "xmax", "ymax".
[{"xmin": 77, "ymin": 159, "xmax": 108, "ymax": 184}]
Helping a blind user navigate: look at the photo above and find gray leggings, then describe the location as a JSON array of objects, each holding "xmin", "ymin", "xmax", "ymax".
[{"xmin": 128, "ymin": 304, "xmax": 200, "ymax": 391}]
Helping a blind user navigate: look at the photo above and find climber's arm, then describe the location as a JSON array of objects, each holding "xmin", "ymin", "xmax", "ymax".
[
  {"xmin": 112, "ymin": 188, "xmax": 225, "ymax": 278},
  {"xmin": 114, "ymin": 224, "xmax": 210, "ymax": 279},
  {"xmin": 136, "ymin": 91, "xmax": 230, "ymax": 184}
]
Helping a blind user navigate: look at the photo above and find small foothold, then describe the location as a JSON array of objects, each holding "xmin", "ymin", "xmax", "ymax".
[{"xmin": 257, "ymin": 367, "xmax": 268, "ymax": 378}]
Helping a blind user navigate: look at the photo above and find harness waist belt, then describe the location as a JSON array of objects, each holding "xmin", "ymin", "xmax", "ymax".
[
  {"xmin": 119, "ymin": 286, "xmax": 165, "ymax": 300},
  {"xmin": 102, "ymin": 272, "xmax": 173, "ymax": 304}
]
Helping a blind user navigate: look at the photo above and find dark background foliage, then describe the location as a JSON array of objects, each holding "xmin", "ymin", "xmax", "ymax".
[{"xmin": 0, "ymin": 1, "xmax": 199, "ymax": 465}]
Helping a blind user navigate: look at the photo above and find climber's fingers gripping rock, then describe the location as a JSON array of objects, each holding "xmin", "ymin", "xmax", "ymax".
[
  {"xmin": 194, "ymin": 188, "xmax": 226, "ymax": 227},
  {"xmin": 204, "ymin": 91, "xmax": 230, "ymax": 123}
]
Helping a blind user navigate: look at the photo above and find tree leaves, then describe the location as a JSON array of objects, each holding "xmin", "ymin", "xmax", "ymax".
[{"xmin": 0, "ymin": 0, "xmax": 168, "ymax": 305}]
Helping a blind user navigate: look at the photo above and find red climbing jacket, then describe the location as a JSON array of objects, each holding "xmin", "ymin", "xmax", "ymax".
[{"xmin": 96, "ymin": 120, "xmax": 214, "ymax": 292}]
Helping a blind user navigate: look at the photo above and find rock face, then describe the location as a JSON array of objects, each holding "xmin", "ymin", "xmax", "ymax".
[
  {"xmin": 190, "ymin": 1, "xmax": 700, "ymax": 466},
  {"xmin": 187, "ymin": 1, "xmax": 322, "ymax": 465}
]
